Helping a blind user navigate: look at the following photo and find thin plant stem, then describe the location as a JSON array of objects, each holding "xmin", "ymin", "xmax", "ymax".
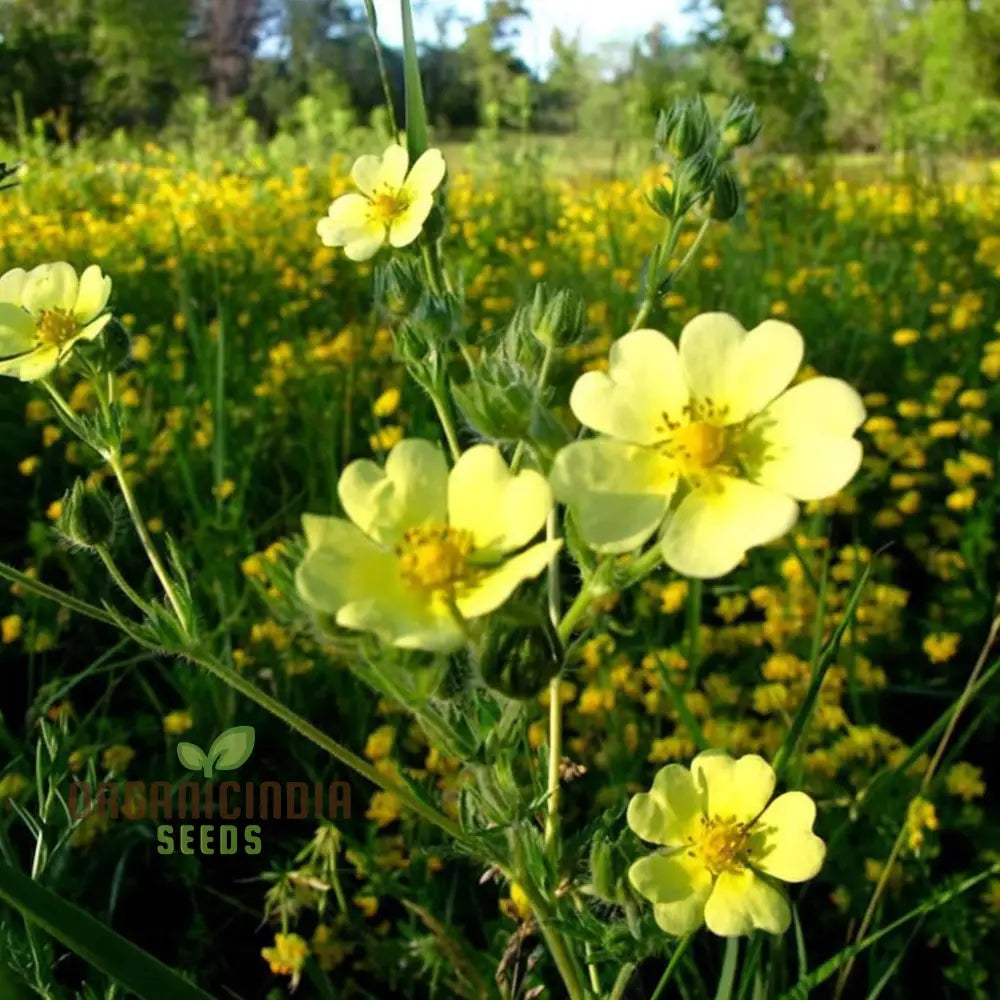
[
  {"xmin": 835, "ymin": 604, "xmax": 1000, "ymax": 998},
  {"xmin": 184, "ymin": 646, "xmax": 470, "ymax": 846},
  {"xmin": 429, "ymin": 391, "xmax": 461, "ymax": 461},
  {"xmin": 511, "ymin": 339, "xmax": 556, "ymax": 474},
  {"xmin": 544, "ymin": 508, "xmax": 562, "ymax": 855},
  {"xmin": 362, "ymin": 6, "xmax": 399, "ymax": 140},
  {"xmin": 96, "ymin": 545, "xmax": 155, "ymax": 617},
  {"xmin": 0, "ymin": 560, "xmax": 119, "ymax": 628},
  {"xmin": 105, "ymin": 449, "xmax": 189, "ymax": 633},
  {"xmin": 651, "ymin": 933, "xmax": 694, "ymax": 1000},
  {"xmin": 685, "ymin": 577, "xmax": 703, "ymax": 688}
]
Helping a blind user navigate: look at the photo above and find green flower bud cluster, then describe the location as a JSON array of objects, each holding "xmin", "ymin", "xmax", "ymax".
[
  {"xmin": 649, "ymin": 95, "xmax": 762, "ymax": 223},
  {"xmin": 588, "ymin": 830, "xmax": 643, "ymax": 937}
]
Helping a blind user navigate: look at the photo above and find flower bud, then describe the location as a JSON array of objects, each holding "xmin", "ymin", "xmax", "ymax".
[
  {"xmin": 529, "ymin": 285, "xmax": 586, "ymax": 348},
  {"xmin": 478, "ymin": 620, "xmax": 561, "ymax": 700},
  {"xmin": 710, "ymin": 168, "xmax": 742, "ymax": 221},
  {"xmin": 71, "ymin": 319, "xmax": 131, "ymax": 374},
  {"xmin": 57, "ymin": 480, "xmax": 117, "ymax": 551},
  {"xmin": 719, "ymin": 96, "xmax": 762, "ymax": 151},
  {"xmin": 589, "ymin": 833, "xmax": 618, "ymax": 902}
]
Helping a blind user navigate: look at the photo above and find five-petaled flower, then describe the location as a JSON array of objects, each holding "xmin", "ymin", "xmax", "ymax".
[
  {"xmin": 0, "ymin": 262, "xmax": 113, "ymax": 381},
  {"xmin": 627, "ymin": 751, "xmax": 826, "ymax": 937},
  {"xmin": 550, "ymin": 313, "xmax": 866, "ymax": 578},
  {"xmin": 317, "ymin": 144, "xmax": 446, "ymax": 261},
  {"xmin": 295, "ymin": 439, "xmax": 559, "ymax": 652}
]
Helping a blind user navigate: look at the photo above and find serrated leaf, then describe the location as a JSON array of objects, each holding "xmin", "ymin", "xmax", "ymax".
[
  {"xmin": 206, "ymin": 725, "xmax": 255, "ymax": 773},
  {"xmin": 176, "ymin": 742, "xmax": 206, "ymax": 772}
]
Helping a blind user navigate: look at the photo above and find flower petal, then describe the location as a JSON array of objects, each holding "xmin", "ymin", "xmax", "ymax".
[
  {"xmin": 455, "ymin": 539, "xmax": 560, "ymax": 619},
  {"xmin": 388, "ymin": 194, "xmax": 433, "ymax": 248},
  {"xmin": 73, "ymin": 265, "xmax": 112, "ymax": 322},
  {"xmin": 549, "ymin": 438, "xmax": 677, "ymax": 554},
  {"xmin": 629, "ymin": 850, "xmax": 712, "ymax": 905},
  {"xmin": 448, "ymin": 444, "xmax": 552, "ymax": 556},
  {"xmin": 703, "ymin": 869, "xmax": 790, "ymax": 937},
  {"xmin": 378, "ymin": 144, "xmax": 410, "ymax": 192},
  {"xmin": 22, "ymin": 262, "xmax": 79, "ymax": 315},
  {"xmin": 569, "ymin": 328, "xmax": 689, "ymax": 445},
  {"xmin": 296, "ymin": 514, "xmax": 394, "ymax": 614},
  {"xmin": 627, "ymin": 764, "xmax": 702, "ymax": 846},
  {"xmin": 74, "ymin": 313, "xmax": 112, "ymax": 344},
  {"xmin": 0, "ymin": 303, "xmax": 36, "ymax": 356},
  {"xmin": 343, "ymin": 226, "xmax": 387, "ymax": 261},
  {"xmin": 691, "ymin": 752, "xmax": 775, "ymax": 823},
  {"xmin": 338, "ymin": 439, "xmax": 449, "ymax": 547},
  {"xmin": 750, "ymin": 791, "xmax": 826, "ymax": 883},
  {"xmin": 660, "ymin": 476, "xmax": 798, "ymax": 578},
  {"xmin": 0, "ymin": 345, "xmax": 60, "ymax": 382},
  {"xmin": 318, "ymin": 193, "xmax": 374, "ymax": 246},
  {"xmin": 295, "ymin": 513, "xmax": 462, "ymax": 652},
  {"xmin": 351, "ymin": 154, "xmax": 383, "ymax": 196},
  {"xmin": 0, "ymin": 268, "xmax": 28, "ymax": 307},
  {"xmin": 751, "ymin": 377, "xmax": 866, "ymax": 501},
  {"xmin": 403, "ymin": 148, "xmax": 446, "ymax": 199},
  {"xmin": 680, "ymin": 314, "xmax": 803, "ymax": 423}
]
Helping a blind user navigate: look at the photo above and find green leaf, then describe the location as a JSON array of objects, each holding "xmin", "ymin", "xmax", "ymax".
[
  {"xmin": 399, "ymin": 0, "xmax": 429, "ymax": 162},
  {"xmin": 206, "ymin": 725, "xmax": 256, "ymax": 773},
  {"xmin": 0, "ymin": 866, "xmax": 217, "ymax": 1000},
  {"xmin": 175, "ymin": 741, "xmax": 206, "ymax": 772}
]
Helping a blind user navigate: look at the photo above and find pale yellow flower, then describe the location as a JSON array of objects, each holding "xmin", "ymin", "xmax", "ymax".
[
  {"xmin": 550, "ymin": 315, "xmax": 865, "ymax": 578},
  {"xmin": 317, "ymin": 145, "xmax": 446, "ymax": 261},
  {"xmin": 296, "ymin": 439, "xmax": 558, "ymax": 652},
  {"xmin": 0, "ymin": 263, "xmax": 112, "ymax": 381},
  {"xmin": 627, "ymin": 751, "xmax": 825, "ymax": 937}
]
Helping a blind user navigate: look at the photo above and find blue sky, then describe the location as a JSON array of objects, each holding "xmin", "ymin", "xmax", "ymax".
[{"xmin": 372, "ymin": 1, "xmax": 695, "ymax": 75}]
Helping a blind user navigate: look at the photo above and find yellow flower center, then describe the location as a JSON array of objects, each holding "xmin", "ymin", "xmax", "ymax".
[
  {"xmin": 36, "ymin": 308, "xmax": 78, "ymax": 347},
  {"xmin": 688, "ymin": 814, "xmax": 752, "ymax": 875},
  {"xmin": 370, "ymin": 191, "xmax": 409, "ymax": 227},
  {"xmin": 672, "ymin": 420, "xmax": 726, "ymax": 468},
  {"xmin": 397, "ymin": 523, "xmax": 474, "ymax": 593}
]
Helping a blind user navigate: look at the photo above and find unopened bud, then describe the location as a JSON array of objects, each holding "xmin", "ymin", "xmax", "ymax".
[
  {"xmin": 710, "ymin": 168, "xmax": 741, "ymax": 221},
  {"xmin": 58, "ymin": 480, "xmax": 117, "ymax": 550},
  {"xmin": 479, "ymin": 620, "xmax": 561, "ymax": 700}
]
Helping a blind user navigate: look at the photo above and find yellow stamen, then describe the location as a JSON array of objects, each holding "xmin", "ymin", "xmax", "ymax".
[
  {"xmin": 370, "ymin": 191, "xmax": 409, "ymax": 227},
  {"xmin": 688, "ymin": 814, "xmax": 752, "ymax": 875},
  {"xmin": 673, "ymin": 420, "xmax": 726, "ymax": 468},
  {"xmin": 36, "ymin": 308, "xmax": 79, "ymax": 347},
  {"xmin": 397, "ymin": 523, "xmax": 474, "ymax": 593}
]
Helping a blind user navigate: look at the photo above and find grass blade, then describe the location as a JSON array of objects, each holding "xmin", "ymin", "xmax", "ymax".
[
  {"xmin": 399, "ymin": 0, "xmax": 429, "ymax": 160},
  {"xmin": 0, "ymin": 865, "xmax": 217, "ymax": 1000}
]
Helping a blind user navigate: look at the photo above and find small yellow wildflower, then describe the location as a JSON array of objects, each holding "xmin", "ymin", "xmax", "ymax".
[
  {"xmin": 364, "ymin": 725, "xmax": 395, "ymax": 761},
  {"xmin": 354, "ymin": 895, "xmax": 378, "ymax": 918},
  {"xmin": 260, "ymin": 933, "xmax": 309, "ymax": 987},
  {"xmin": 18, "ymin": 455, "xmax": 40, "ymax": 476},
  {"xmin": 366, "ymin": 790, "xmax": 401, "ymax": 827},
  {"xmin": 101, "ymin": 745, "xmax": 135, "ymax": 775},
  {"xmin": 660, "ymin": 580, "xmax": 689, "ymax": 613},
  {"xmin": 372, "ymin": 387, "xmax": 401, "ymax": 418},
  {"xmin": 213, "ymin": 478, "xmax": 236, "ymax": 501},
  {"xmin": 945, "ymin": 762, "xmax": 985, "ymax": 801},
  {"xmin": 163, "ymin": 710, "xmax": 194, "ymax": 735},
  {"xmin": 905, "ymin": 796, "xmax": 938, "ymax": 852},
  {"xmin": 501, "ymin": 882, "xmax": 533, "ymax": 921},
  {"xmin": 628, "ymin": 751, "xmax": 825, "ymax": 936},
  {"xmin": 0, "ymin": 773, "xmax": 29, "ymax": 802},
  {"xmin": 891, "ymin": 328, "xmax": 919, "ymax": 346},
  {"xmin": 317, "ymin": 144, "xmax": 446, "ymax": 261},
  {"xmin": 1, "ymin": 614, "xmax": 22, "ymax": 644},
  {"xmin": 922, "ymin": 632, "xmax": 960, "ymax": 663}
]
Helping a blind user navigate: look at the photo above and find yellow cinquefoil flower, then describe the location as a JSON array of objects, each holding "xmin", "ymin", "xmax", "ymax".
[
  {"xmin": 317, "ymin": 144, "xmax": 446, "ymax": 261},
  {"xmin": 0, "ymin": 263, "xmax": 112, "ymax": 381},
  {"xmin": 628, "ymin": 752, "xmax": 825, "ymax": 937},
  {"xmin": 550, "ymin": 314, "xmax": 865, "ymax": 577},
  {"xmin": 296, "ymin": 439, "xmax": 558, "ymax": 652}
]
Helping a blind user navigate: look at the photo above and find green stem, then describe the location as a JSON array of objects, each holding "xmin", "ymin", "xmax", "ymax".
[
  {"xmin": 651, "ymin": 933, "xmax": 693, "ymax": 1000},
  {"xmin": 514, "ymin": 876, "xmax": 587, "ymax": 1000},
  {"xmin": 544, "ymin": 509, "xmax": 562, "ymax": 856},
  {"xmin": 363, "ymin": 6, "xmax": 400, "ymax": 139},
  {"xmin": 511, "ymin": 339, "xmax": 556, "ymax": 475},
  {"xmin": 105, "ymin": 449, "xmax": 189, "ymax": 633},
  {"xmin": 609, "ymin": 963, "xmax": 636, "ymax": 1000},
  {"xmin": 96, "ymin": 545, "xmax": 155, "ymax": 617},
  {"xmin": 429, "ymin": 391, "xmax": 461, "ymax": 462},
  {"xmin": 40, "ymin": 379, "xmax": 92, "ymax": 445},
  {"xmin": 0, "ymin": 560, "xmax": 119, "ymax": 628},
  {"xmin": 184, "ymin": 646, "xmax": 469, "ymax": 845}
]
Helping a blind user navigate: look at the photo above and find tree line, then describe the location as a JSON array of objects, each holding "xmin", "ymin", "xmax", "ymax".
[{"xmin": 1, "ymin": 0, "xmax": 999, "ymax": 153}]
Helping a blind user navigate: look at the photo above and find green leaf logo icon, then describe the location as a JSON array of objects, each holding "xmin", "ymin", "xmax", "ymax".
[{"xmin": 176, "ymin": 725, "xmax": 255, "ymax": 779}]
